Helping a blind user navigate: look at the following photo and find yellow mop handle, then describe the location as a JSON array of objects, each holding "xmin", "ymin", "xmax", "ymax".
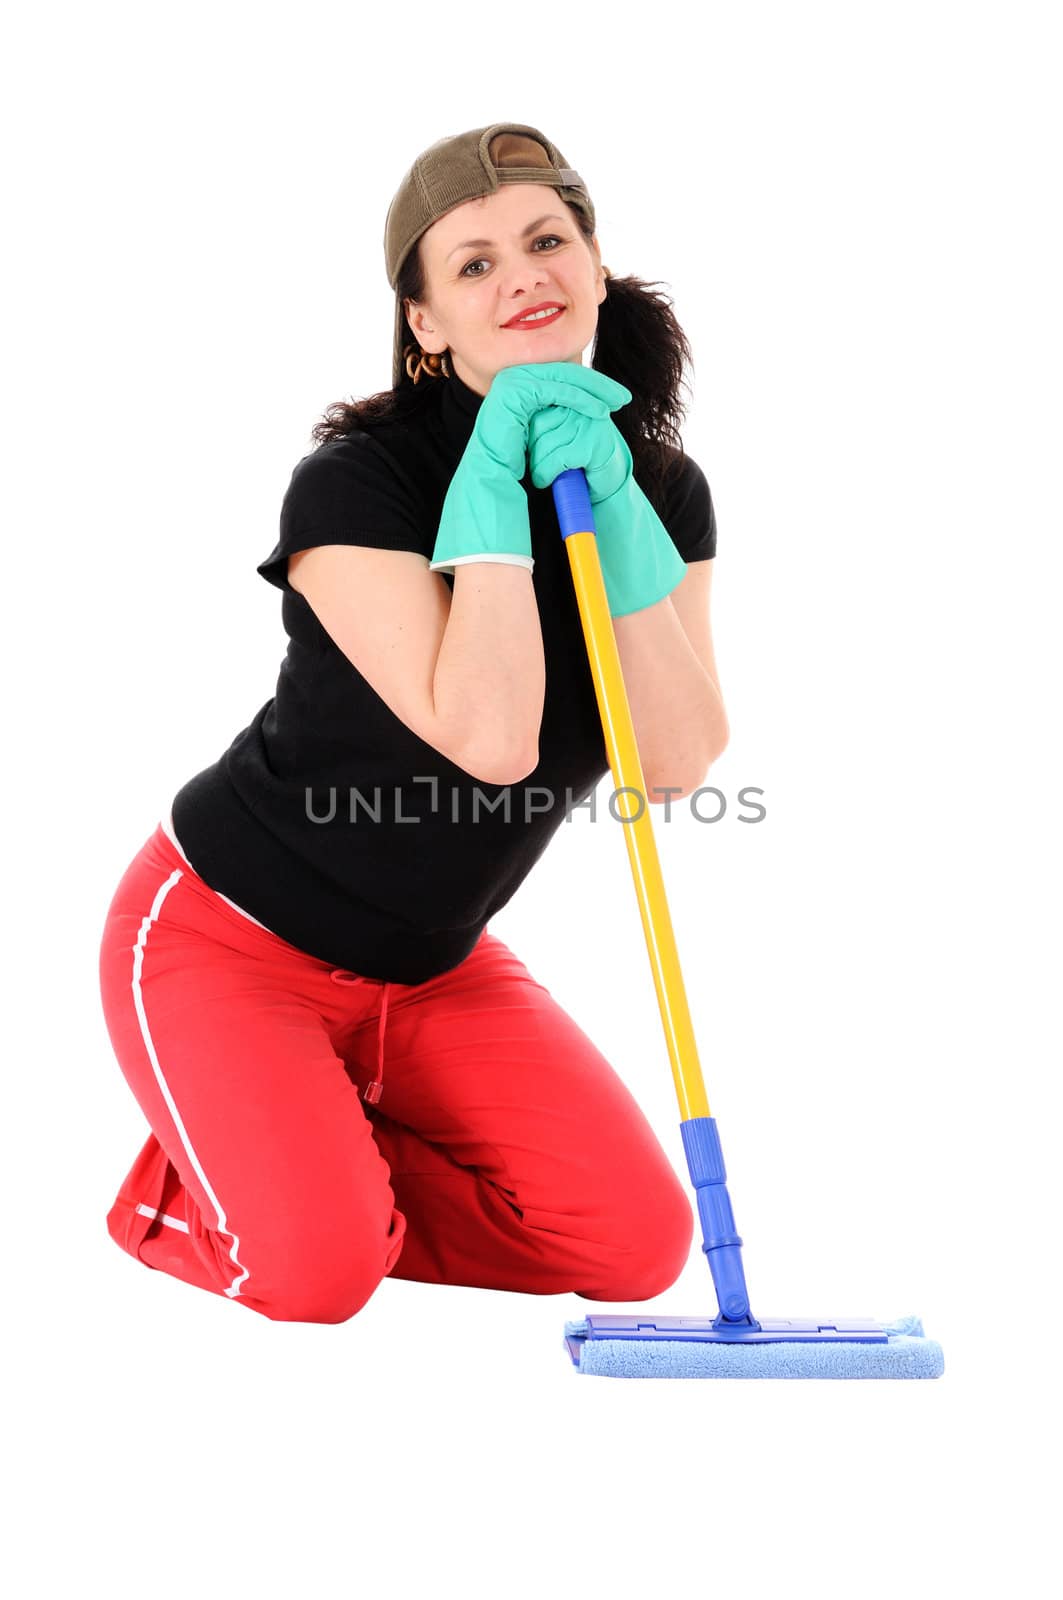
[{"xmin": 563, "ymin": 525, "xmax": 711, "ymax": 1123}]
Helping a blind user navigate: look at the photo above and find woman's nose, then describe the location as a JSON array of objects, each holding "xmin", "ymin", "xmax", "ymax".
[{"xmin": 501, "ymin": 264, "xmax": 552, "ymax": 297}]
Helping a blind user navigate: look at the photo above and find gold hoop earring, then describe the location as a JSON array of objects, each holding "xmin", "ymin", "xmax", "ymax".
[{"xmin": 403, "ymin": 343, "xmax": 452, "ymax": 383}]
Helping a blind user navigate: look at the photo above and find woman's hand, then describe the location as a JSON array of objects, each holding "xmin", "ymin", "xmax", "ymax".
[
  {"xmin": 522, "ymin": 364, "xmax": 688, "ymax": 618},
  {"xmin": 429, "ymin": 362, "xmax": 630, "ymax": 575},
  {"xmin": 526, "ymin": 404, "xmax": 633, "ymax": 504},
  {"xmin": 479, "ymin": 362, "xmax": 630, "ymax": 479}
]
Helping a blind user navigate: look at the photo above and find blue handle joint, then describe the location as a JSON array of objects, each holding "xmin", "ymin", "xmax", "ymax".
[
  {"xmin": 550, "ymin": 468, "xmax": 597, "ymax": 541},
  {"xmin": 679, "ymin": 1117, "xmax": 762, "ymax": 1333}
]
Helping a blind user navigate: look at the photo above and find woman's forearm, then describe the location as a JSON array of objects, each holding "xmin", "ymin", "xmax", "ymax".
[{"xmin": 433, "ymin": 562, "xmax": 546, "ymax": 786}]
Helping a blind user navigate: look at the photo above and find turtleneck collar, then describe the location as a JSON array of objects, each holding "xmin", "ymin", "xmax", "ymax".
[{"xmin": 439, "ymin": 364, "xmax": 485, "ymax": 431}]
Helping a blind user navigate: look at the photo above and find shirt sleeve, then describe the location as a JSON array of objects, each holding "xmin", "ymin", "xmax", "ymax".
[
  {"xmin": 257, "ymin": 431, "xmax": 430, "ymax": 594},
  {"xmin": 653, "ymin": 448, "xmax": 718, "ymax": 564}
]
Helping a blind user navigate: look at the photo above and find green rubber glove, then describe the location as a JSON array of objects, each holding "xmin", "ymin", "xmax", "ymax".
[
  {"xmin": 430, "ymin": 362, "xmax": 632, "ymax": 576},
  {"xmin": 527, "ymin": 389, "xmax": 687, "ymax": 616}
]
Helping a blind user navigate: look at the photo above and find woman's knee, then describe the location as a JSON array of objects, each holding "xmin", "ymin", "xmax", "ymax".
[
  {"xmin": 588, "ymin": 1166, "xmax": 695, "ymax": 1302},
  {"xmin": 253, "ymin": 1276, "xmax": 376, "ymax": 1325},
  {"xmin": 247, "ymin": 1253, "xmax": 382, "ymax": 1325},
  {"xmin": 244, "ymin": 1205, "xmax": 407, "ymax": 1325}
]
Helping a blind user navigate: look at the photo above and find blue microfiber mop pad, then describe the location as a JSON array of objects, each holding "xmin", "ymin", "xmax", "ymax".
[{"xmin": 563, "ymin": 1314, "xmax": 944, "ymax": 1378}]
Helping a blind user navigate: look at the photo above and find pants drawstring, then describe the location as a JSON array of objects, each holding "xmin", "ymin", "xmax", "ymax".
[
  {"xmin": 329, "ymin": 972, "xmax": 390, "ymax": 1103},
  {"xmin": 367, "ymin": 982, "xmax": 389, "ymax": 1103}
]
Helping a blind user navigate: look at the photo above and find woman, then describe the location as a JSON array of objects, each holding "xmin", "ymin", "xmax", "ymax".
[{"xmin": 98, "ymin": 122, "xmax": 729, "ymax": 1325}]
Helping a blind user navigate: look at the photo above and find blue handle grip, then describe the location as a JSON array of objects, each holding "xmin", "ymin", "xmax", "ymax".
[{"xmin": 550, "ymin": 467, "xmax": 598, "ymax": 541}]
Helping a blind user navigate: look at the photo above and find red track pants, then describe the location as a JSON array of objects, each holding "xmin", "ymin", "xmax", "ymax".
[{"xmin": 98, "ymin": 823, "xmax": 694, "ymax": 1324}]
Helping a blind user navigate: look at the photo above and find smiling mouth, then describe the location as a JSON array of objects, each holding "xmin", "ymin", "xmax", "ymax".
[{"xmin": 504, "ymin": 306, "xmax": 566, "ymax": 329}]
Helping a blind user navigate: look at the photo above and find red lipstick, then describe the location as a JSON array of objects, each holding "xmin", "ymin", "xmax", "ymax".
[{"xmin": 502, "ymin": 302, "xmax": 566, "ymax": 329}]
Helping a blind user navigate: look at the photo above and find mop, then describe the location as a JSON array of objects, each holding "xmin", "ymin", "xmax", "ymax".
[{"xmin": 550, "ymin": 468, "xmax": 944, "ymax": 1379}]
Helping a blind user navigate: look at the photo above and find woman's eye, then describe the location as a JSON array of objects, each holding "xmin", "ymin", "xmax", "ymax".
[{"xmin": 461, "ymin": 235, "xmax": 563, "ymax": 277}]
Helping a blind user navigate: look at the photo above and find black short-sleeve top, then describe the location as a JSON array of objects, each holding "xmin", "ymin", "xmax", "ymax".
[{"xmin": 170, "ymin": 366, "xmax": 717, "ymax": 984}]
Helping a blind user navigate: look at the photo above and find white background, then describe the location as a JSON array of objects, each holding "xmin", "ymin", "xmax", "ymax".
[{"xmin": 5, "ymin": 2, "xmax": 1060, "ymax": 1595}]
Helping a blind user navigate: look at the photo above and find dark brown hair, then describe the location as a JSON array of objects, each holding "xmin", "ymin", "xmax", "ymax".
[{"xmin": 311, "ymin": 201, "xmax": 695, "ymax": 505}]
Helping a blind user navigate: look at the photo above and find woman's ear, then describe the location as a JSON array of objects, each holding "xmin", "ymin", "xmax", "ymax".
[
  {"xmin": 404, "ymin": 297, "xmax": 447, "ymax": 355},
  {"xmin": 591, "ymin": 237, "xmax": 608, "ymax": 305}
]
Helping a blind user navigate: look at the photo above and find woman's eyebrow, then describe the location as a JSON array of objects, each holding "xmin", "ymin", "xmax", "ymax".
[{"xmin": 446, "ymin": 214, "xmax": 567, "ymax": 260}]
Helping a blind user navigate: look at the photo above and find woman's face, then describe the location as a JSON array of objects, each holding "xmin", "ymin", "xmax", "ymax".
[{"xmin": 405, "ymin": 182, "xmax": 607, "ymax": 396}]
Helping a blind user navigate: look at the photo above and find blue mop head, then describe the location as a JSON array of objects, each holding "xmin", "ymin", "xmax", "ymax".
[{"xmin": 563, "ymin": 1313, "xmax": 944, "ymax": 1378}]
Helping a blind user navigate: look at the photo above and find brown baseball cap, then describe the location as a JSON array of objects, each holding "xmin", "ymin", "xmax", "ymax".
[{"xmin": 383, "ymin": 122, "xmax": 597, "ymax": 388}]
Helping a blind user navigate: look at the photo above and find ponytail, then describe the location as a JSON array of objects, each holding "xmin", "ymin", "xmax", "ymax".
[{"xmin": 590, "ymin": 267, "xmax": 694, "ymax": 506}]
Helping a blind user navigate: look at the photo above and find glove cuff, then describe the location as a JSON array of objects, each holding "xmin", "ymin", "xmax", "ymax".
[{"xmin": 430, "ymin": 553, "xmax": 535, "ymax": 574}]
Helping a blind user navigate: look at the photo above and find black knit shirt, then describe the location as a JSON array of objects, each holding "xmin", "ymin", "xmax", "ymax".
[{"xmin": 170, "ymin": 367, "xmax": 717, "ymax": 984}]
